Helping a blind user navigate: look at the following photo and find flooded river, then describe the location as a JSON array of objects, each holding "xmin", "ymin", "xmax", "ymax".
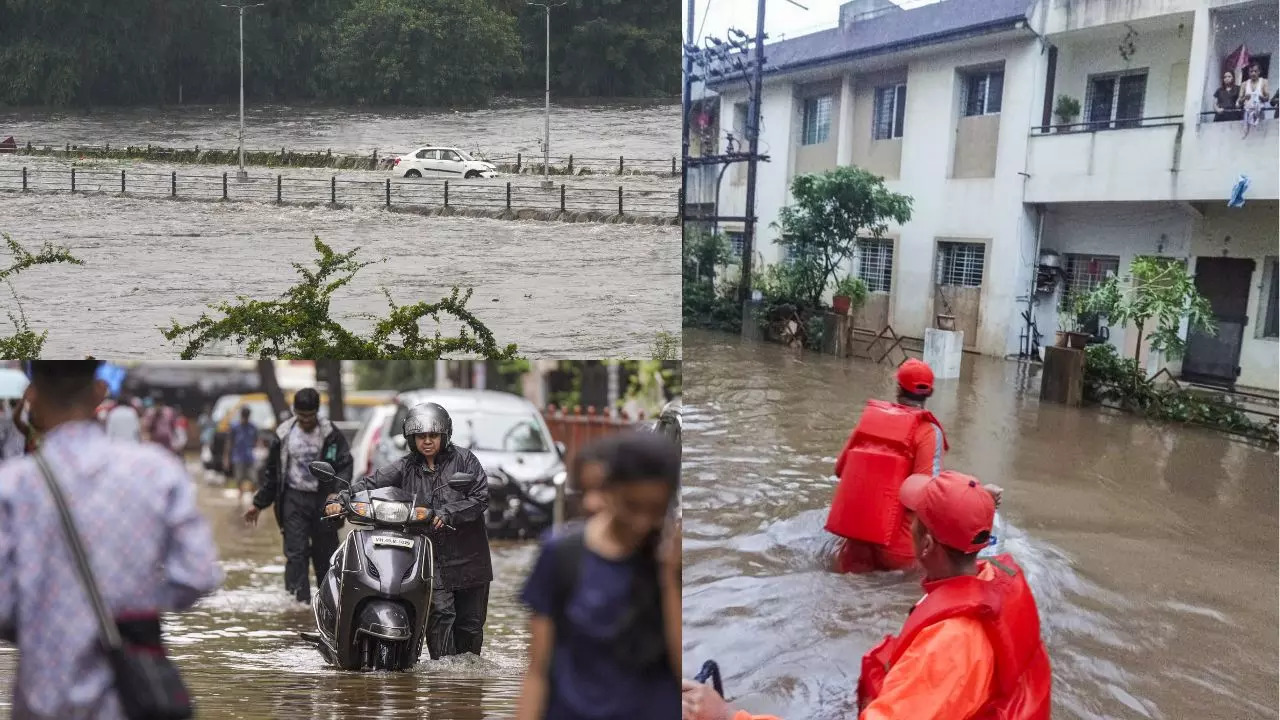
[
  {"xmin": 0, "ymin": 100, "xmax": 678, "ymax": 161},
  {"xmin": 681, "ymin": 328, "xmax": 1278, "ymax": 720},
  {"xmin": 0, "ymin": 194, "xmax": 678, "ymax": 358},
  {"xmin": 0, "ymin": 481, "xmax": 534, "ymax": 719}
]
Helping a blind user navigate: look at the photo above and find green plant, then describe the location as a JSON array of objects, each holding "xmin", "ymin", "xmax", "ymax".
[
  {"xmin": 1083, "ymin": 256, "xmax": 1215, "ymax": 365},
  {"xmin": 833, "ymin": 275, "xmax": 868, "ymax": 307},
  {"xmin": 162, "ymin": 237, "xmax": 517, "ymax": 360},
  {"xmin": 683, "ymin": 231, "xmax": 733, "ymax": 283},
  {"xmin": 1054, "ymin": 95, "xmax": 1081, "ymax": 125},
  {"xmin": 650, "ymin": 331, "xmax": 679, "ymax": 361},
  {"xmin": 774, "ymin": 167, "xmax": 913, "ymax": 308},
  {"xmin": 1083, "ymin": 344, "xmax": 1276, "ymax": 444},
  {"xmin": 1057, "ymin": 293, "xmax": 1085, "ymax": 333},
  {"xmin": 0, "ymin": 234, "xmax": 84, "ymax": 359}
]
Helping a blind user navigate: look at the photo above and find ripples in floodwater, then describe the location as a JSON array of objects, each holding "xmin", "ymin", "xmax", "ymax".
[
  {"xmin": 0, "ymin": 100, "xmax": 678, "ymax": 161},
  {"xmin": 0, "ymin": 483, "xmax": 535, "ymax": 718},
  {"xmin": 681, "ymin": 328, "xmax": 1278, "ymax": 720},
  {"xmin": 0, "ymin": 194, "xmax": 678, "ymax": 358}
]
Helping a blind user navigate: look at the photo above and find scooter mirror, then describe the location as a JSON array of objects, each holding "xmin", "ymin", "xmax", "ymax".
[
  {"xmin": 448, "ymin": 472, "xmax": 475, "ymax": 489},
  {"xmin": 555, "ymin": 440, "xmax": 567, "ymax": 457},
  {"xmin": 309, "ymin": 460, "xmax": 338, "ymax": 482}
]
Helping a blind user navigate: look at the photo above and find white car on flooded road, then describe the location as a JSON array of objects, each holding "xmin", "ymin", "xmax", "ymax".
[{"xmin": 392, "ymin": 146, "xmax": 499, "ymax": 179}]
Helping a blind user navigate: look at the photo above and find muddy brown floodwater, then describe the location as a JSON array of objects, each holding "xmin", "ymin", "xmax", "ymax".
[
  {"xmin": 0, "ymin": 479, "xmax": 535, "ymax": 719},
  {"xmin": 681, "ymin": 328, "xmax": 1278, "ymax": 720}
]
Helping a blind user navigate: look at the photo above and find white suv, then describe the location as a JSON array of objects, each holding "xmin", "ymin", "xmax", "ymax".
[{"xmin": 392, "ymin": 146, "xmax": 499, "ymax": 179}]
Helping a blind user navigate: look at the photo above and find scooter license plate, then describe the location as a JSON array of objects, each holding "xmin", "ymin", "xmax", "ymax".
[{"xmin": 372, "ymin": 536, "xmax": 415, "ymax": 550}]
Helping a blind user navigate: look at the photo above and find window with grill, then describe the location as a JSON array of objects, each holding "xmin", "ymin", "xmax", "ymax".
[
  {"xmin": 726, "ymin": 231, "xmax": 744, "ymax": 258},
  {"xmin": 1085, "ymin": 70, "xmax": 1148, "ymax": 129},
  {"xmin": 854, "ymin": 238, "xmax": 894, "ymax": 292},
  {"xmin": 962, "ymin": 69, "xmax": 1004, "ymax": 117},
  {"xmin": 873, "ymin": 84, "xmax": 907, "ymax": 140},
  {"xmin": 1064, "ymin": 254, "xmax": 1120, "ymax": 299},
  {"xmin": 1263, "ymin": 257, "xmax": 1279, "ymax": 339},
  {"xmin": 801, "ymin": 95, "xmax": 832, "ymax": 145},
  {"xmin": 935, "ymin": 242, "xmax": 986, "ymax": 287}
]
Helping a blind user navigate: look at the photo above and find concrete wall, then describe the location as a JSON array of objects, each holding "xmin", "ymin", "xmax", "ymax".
[
  {"xmin": 1053, "ymin": 23, "xmax": 1193, "ymax": 124},
  {"xmin": 849, "ymin": 68, "xmax": 908, "ymax": 179},
  {"xmin": 793, "ymin": 80, "xmax": 842, "ymax": 177},
  {"xmin": 952, "ymin": 114, "xmax": 1001, "ymax": 178}
]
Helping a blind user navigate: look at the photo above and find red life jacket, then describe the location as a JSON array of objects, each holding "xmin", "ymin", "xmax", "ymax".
[
  {"xmin": 857, "ymin": 554, "xmax": 1052, "ymax": 720},
  {"xmin": 825, "ymin": 399, "xmax": 947, "ymax": 544}
]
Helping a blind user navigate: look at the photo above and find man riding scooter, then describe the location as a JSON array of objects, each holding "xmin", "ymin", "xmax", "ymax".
[{"xmin": 328, "ymin": 402, "xmax": 492, "ymax": 660}]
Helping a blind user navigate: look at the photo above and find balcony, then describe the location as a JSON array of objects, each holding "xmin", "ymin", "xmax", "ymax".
[{"xmin": 1024, "ymin": 111, "xmax": 1278, "ymax": 203}]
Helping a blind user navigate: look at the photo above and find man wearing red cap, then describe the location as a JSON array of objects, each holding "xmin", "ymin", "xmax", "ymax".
[
  {"xmin": 682, "ymin": 470, "xmax": 1052, "ymax": 720},
  {"xmin": 824, "ymin": 358, "xmax": 948, "ymax": 573}
]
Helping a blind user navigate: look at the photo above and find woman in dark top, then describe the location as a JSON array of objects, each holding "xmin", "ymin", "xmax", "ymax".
[
  {"xmin": 516, "ymin": 432, "xmax": 681, "ymax": 720},
  {"xmin": 1214, "ymin": 70, "xmax": 1242, "ymax": 122}
]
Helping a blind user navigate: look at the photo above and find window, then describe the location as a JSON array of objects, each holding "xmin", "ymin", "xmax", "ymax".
[
  {"xmin": 873, "ymin": 84, "xmax": 907, "ymax": 140},
  {"xmin": 1263, "ymin": 257, "xmax": 1279, "ymax": 339},
  {"xmin": 1085, "ymin": 70, "xmax": 1147, "ymax": 129},
  {"xmin": 441, "ymin": 150, "xmax": 461, "ymax": 162},
  {"xmin": 962, "ymin": 70, "xmax": 1003, "ymax": 117},
  {"xmin": 935, "ymin": 241, "xmax": 985, "ymax": 287},
  {"xmin": 726, "ymin": 231, "xmax": 745, "ymax": 258},
  {"xmin": 1064, "ymin": 254, "xmax": 1120, "ymax": 300},
  {"xmin": 801, "ymin": 95, "xmax": 832, "ymax": 145},
  {"xmin": 854, "ymin": 238, "xmax": 894, "ymax": 292},
  {"xmin": 415, "ymin": 149, "xmax": 434, "ymax": 159}
]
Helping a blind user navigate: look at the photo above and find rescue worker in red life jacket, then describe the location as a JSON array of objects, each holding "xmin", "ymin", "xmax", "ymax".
[
  {"xmin": 826, "ymin": 358, "xmax": 949, "ymax": 573},
  {"xmin": 682, "ymin": 470, "xmax": 1052, "ymax": 720}
]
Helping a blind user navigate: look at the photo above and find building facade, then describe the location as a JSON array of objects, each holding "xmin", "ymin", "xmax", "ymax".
[{"xmin": 710, "ymin": 0, "xmax": 1279, "ymax": 391}]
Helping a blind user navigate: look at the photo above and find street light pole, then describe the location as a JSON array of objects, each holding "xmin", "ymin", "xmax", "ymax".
[
  {"xmin": 222, "ymin": 2, "xmax": 264, "ymax": 181},
  {"xmin": 528, "ymin": 0, "xmax": 565, "ymax": 189}
]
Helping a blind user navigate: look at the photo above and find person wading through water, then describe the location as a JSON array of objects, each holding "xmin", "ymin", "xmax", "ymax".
[
  {"xmin": 683, "ymin": 470, "xmax": 1052, "ymax": 720},
  {"xmin": 336, "ymin": 402, "xmax": 492, "ymax": 659},
  {"xmin": 244, "ymin": 388, "xmax": 353, "ymax": 605}
]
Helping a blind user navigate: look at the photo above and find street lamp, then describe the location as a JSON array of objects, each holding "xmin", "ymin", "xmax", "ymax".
[
  {"xmin": 221, "ymin": 2, "xmax": 265, "ymax": 181},
  {"xmin": 527, "ymin": 0, "xmax": 566, "ymax": 190}
]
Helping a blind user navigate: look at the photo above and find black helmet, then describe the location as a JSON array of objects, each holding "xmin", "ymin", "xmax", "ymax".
[{"xmin": 403, "ymin": 402, "xmax": 453, "ymax": 452}]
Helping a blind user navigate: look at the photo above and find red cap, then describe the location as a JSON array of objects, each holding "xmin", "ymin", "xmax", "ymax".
[
  {"xmin": 899, "ymin": 471, "xmax": 995, "ymax": 554},
  {"xmin": 896, "ymin": 358, "xmax": 934, "ymax": 396}
]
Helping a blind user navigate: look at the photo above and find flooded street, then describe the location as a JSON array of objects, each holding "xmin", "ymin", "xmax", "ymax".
[
  {"xmin": 0, "ymin": 100, "xmax": 678, "ymax": 161},
  {"xmin": 681, "ymin": 328, "xmax": 1278, "ymax": 720},
  {"xmin": 0, "ymin": 194, "xmax": 677, "ymax": 358},
  {"xmin": 0, "ymin": 481, "xmax": 535, "ymax": 719}
]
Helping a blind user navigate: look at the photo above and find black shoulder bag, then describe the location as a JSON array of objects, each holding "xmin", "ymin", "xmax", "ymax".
[{"xmin": 34, "ymin": 451, "xmax": 194, "ymax": 720}]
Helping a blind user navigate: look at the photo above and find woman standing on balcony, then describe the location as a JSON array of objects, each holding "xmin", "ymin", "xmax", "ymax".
[
  {"xmin": 1213, "ymin": 71, "xmax": 1242, "ymax": 122},
  {"xmin": 1239, "ymin": 63, "xmax": 1270, "ymax": 137}
]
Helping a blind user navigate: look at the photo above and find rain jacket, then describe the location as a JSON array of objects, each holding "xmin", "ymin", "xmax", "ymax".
[
  {"xmin": 253, "ymin": 416, "xmax": 353, "ymax": 531},
  {"xmin": 351, "ymin": 445, "xmax": 493, "ymax": 591}
]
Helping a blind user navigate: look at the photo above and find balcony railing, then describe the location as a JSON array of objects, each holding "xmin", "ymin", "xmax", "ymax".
[{"xmin": 1031, "ymin": 114, "xmax": 1182, "ymax": 135}]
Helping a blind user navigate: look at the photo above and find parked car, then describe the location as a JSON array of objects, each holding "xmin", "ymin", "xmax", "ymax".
[
  {"xmin": 392, "ymin": 147, "xmax": 499, "ymax": 179},
  {"xmin": 370, "ymin": 389, "xmax": 573, "ymax": 539},
  {"xmin": 350, "ymin": 402, "xmax": 397, "ymax": 482}
]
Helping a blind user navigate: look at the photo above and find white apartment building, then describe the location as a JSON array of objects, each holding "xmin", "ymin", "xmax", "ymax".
[{"xmin": 710, "ymin": 0, "xmax": 1279, "ymax": 391}]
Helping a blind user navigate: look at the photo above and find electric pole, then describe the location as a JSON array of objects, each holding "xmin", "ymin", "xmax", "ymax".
[{"xmin": 221, "ymin": 1, "xmax": 264, "ymax": 181}]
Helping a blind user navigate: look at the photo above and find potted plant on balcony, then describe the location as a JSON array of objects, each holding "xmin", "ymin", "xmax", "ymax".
[
  {"xmin": 1054, "ymin": 95, "xmax": 1081, "ymax": 132},
  {"xmin": 831, "ymin": 275, "xmax": 867, "ymax": 316}
]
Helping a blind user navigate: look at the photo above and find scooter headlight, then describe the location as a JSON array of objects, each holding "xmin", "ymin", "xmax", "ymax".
[
  {"xmin": 373, "ymin": 500, "xmax": 411, "ymax": 523},
  {"xmin": 527, "ymin": 482, "xmax": 557, "ymax": 505}
]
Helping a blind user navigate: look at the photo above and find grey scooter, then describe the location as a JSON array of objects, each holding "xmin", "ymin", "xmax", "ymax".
[{"xmin": 299, "ymin": 460, "xmax": 463, "ymax": 671}]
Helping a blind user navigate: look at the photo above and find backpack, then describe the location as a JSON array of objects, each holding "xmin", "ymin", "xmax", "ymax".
[{"xmin": 549, "ymin": 525, "xmax": 671, "ymax": 677}]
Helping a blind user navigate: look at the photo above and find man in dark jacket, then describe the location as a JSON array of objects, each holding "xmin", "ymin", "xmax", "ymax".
[
  {"xmin": 340, "ymin": 401, "xmax": 492, "ymax": 659},
  {"xmin": 244, "ymin": 388, "xmax": 352, "ymax": 604}
]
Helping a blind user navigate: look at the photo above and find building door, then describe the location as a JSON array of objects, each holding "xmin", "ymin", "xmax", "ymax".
[
  {"xmin": 1182, "ymin": 257, "xmax": 1255, "ymax": 386},
  {"xmin": 933, "ymin": 240, "xmax": 986, "ymax": 349}
]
